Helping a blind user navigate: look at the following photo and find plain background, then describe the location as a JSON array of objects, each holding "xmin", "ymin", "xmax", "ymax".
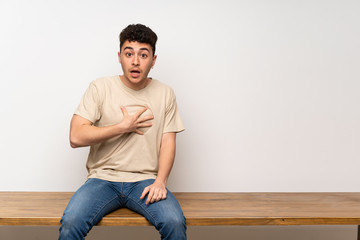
[{"xmin": 0, "ymin": 0, "xmax": 359, "ymax": 239}]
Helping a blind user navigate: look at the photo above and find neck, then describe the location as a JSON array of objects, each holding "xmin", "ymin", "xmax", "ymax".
[{"xmin": 120, "ymin": 75, "xmax": 151, "ymax": 91}]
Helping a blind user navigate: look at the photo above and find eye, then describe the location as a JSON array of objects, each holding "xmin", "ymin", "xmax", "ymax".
[
  {"xmin": 125, "ymin": 52, "xmax": 132, "ymax": 57},
  {"xmin": 140, "ymin": 53, "xmax": 148, "ymax": 59}
]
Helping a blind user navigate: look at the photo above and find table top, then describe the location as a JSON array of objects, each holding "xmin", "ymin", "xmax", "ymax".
[{"xmin": 1, "ymin": 192, "xmax": 360, "ymax": 226}]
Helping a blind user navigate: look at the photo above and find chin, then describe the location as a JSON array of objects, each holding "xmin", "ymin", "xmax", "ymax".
[
  {"xmin": 124, "ymin": 75, "xmax": 139, "ymax": 83},
  {"xmin": 130, "ymin": 78, "xmax": 144, "ymax": 84}
]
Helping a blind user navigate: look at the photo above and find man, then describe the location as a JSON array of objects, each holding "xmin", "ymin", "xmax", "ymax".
[{"xmin": 59, "ymin": 24, "xmax": 187, "ymax": 240}]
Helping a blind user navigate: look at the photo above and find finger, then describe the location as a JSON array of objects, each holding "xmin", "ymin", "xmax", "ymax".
[
  {"xmin": 148, "ymin": 188, "xmax": 156, "ymax": 203},
  {"xmin": 135, "ymin": 129, "xmax": 144, "ymax": 135},
  {"xmin": 137, "ymin": 122, "xmax": 153, "ymax": 128},
  {"xmin": 156, "ymin": 189, "xmax": 165, "ymax": 202},
  {"xmin": 140, "ymin": 187, "xmax": 149, "ymax": 200},
  {"xmin": 156, "ymin": 190, "xmax": 166, "ymax": 202},
  {"xmin": 146, "ymin": 188, "xmax": 155, "ymax": 205},
  {"xmin": 120, "ymin": 106, "xmax": 128, "ymax": 116},
  {"xmin": 156, "ymin": 192, "xmax": 163, "ymax": 202},
  {"xmin": 135, "ymin": 107, "xmax": 148, "ymax": 118},
  {"xmin": 162, "ymin": 191, "xmax": 167, "ymax": 200},
  {"xmin": 152, "ymin": 189, "xmax": 161, "ymax": 203},
  {"xmin": 138, "ymin": 115, "xmax": 154, "ymax": 123}
]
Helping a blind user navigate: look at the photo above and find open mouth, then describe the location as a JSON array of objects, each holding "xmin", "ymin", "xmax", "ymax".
[{"xmin": 130, "ymin": 70, "xmax": 141, "ymax": 78}]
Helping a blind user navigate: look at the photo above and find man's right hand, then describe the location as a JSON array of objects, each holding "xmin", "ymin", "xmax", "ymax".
[
  {"xmin": 70, "ymin": 107, "xmax": 154, "ymax": 148},
  {"xmin": 119, "ymin": 106, "xmax": 154, "ymax": 135}
]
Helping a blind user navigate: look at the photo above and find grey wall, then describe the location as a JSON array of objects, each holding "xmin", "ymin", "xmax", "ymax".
[{"xmin": 0, "ymin": 226, "xmax": 357, "ymax": 240}]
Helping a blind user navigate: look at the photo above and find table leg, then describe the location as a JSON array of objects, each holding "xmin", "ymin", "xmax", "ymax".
[{"xmin": 358, "ymin": 225, "xmax": 360, "ymax": 240}]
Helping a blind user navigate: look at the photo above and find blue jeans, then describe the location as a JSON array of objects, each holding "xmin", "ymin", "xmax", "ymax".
[{"xmin": 59, "ymin": 178, "xmax": 187, "ymax": 240}]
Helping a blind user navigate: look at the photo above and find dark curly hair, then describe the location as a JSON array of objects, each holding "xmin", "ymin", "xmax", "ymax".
[{"xmin": 119, "ymin": 24, "xmax": 158, "ymax": 56}]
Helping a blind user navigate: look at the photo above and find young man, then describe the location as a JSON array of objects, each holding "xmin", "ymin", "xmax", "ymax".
[{"xmin": 59, "ymin": 24, "xmax": 187, "ymax": 240}]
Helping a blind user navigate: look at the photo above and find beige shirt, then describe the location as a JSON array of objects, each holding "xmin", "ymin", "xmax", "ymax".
[{"xmin": 75, "ymin": 75, "xmax": 185, "ymax": 182}]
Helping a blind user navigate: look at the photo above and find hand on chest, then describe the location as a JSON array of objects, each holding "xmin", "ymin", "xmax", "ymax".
[{"xmin": 99, "ymin": 101, "xmax": 163, "ymax": 133}]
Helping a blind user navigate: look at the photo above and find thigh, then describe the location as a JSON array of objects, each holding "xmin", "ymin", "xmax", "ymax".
[
  {"xmin": 124, "ymin": 179, "xmax": 185, "ymax": 227},
  {"xmin": 61, "ymin": 178, "xmax": 122, "ymax": 226}
]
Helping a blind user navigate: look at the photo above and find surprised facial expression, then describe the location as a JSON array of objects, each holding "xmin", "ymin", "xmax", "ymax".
[{"xmin": 118, "ymin": 40, "xmax": 157, "ymax": 90}]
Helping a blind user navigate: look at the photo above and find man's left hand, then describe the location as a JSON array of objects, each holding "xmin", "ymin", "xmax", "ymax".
[{"xmin": 140, "ymin": 181, "xmax": 167, "ymax": 205}]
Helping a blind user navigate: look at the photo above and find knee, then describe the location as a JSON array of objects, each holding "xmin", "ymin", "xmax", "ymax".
[
  {"xmin": 163, "ymin": 214, "xmax": 186, "ymax": 227},
  {"xmin": 158, "ymin": 214, "xmax": 187, "ymax": 239},
  {"xmin": 59, "ymin": 213, "xmax": 91, "ymax": 239}
]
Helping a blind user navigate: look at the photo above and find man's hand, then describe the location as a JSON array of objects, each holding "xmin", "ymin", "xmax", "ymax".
[
  {"xmin": 69, "ymin": 106, "xmax": 154, "ymax": 148},
  {"xmin": 138, "ymin": 133, "xmax": 176, "ymax": 205},
  {"xmin": 140, "ymin": 181, "xmax": 167, "ymax": 205},
  {"xmin": 119, "ymin": 106, "xmax": 154, "ymax": 135}
]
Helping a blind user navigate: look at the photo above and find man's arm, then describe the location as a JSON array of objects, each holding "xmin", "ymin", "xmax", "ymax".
[
  {"xmin": 140, "ymin": 132, "xmax": 176, "ymax": 204},
  {"xmin": 70, "ymin": 106, "xmax": 154, "ymax": 148}
]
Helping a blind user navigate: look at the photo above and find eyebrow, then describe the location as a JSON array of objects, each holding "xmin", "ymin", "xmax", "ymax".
[{"xmin": 123, "ymin": 46, "xmax": 150, "ymax": 52}]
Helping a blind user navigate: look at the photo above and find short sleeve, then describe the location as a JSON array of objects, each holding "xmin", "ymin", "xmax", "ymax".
[
  {"xmin": 163, "ymin": 89, "xmax": 185, "ymax": 133},
  {"xmin": 74, "ymin": 82, "xmax": 102, "ymax": 123}
]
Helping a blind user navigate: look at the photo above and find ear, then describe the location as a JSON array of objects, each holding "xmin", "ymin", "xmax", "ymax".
[
  {"xmin": 118, "ymin": 51, "xmax": 121, "ymax": 64},
  {"xmin": 152, "ymin": 54, "xmax": 157, "ymax": 68}
]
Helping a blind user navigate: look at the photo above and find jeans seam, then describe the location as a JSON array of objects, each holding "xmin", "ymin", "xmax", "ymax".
[
  {"xmin": 127, "ymin": 195, "xmax": 159, "ymax": 227},
  {"xmin": 89, "ymin": 195, "xmax": 119, "ymax": 226},
  {"xmin": 109, "ymin": 181, "xmax": 122, "ymax": 200}
]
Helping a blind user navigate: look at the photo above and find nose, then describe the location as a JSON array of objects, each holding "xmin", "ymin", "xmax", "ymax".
[{"xmin": 132, "ymin": 55, "xmax": 140, "ymax": 66}]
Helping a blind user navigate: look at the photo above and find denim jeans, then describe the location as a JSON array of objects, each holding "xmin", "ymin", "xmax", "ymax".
[{"xmin": 59, "ymin": 178, "xmax": 187, "ymax": 240}]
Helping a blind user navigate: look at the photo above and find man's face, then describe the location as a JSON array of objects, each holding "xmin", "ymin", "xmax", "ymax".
[{"xmin": 118, "ymin": 40, "xmax": 157, "ymax": 90}]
